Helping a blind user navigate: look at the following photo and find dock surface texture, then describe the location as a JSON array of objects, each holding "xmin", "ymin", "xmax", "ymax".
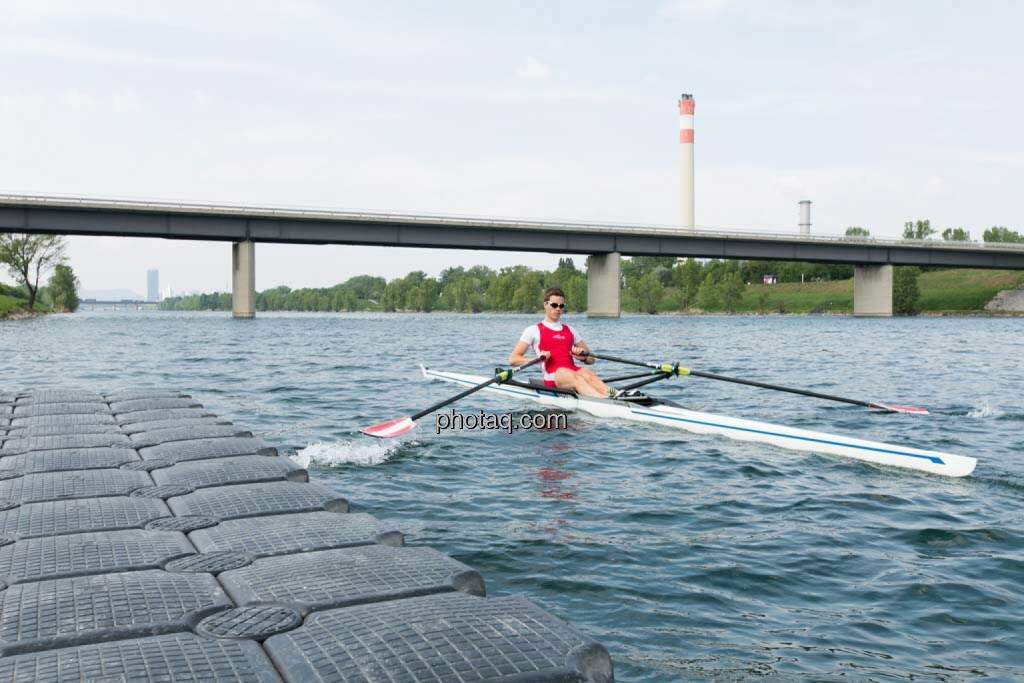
[{"xmin": 0, "ymin": 389, "xmax": 613, "ymax": 682}]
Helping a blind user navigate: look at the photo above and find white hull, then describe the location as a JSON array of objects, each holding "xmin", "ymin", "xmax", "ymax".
[{"xmin": 421, "ymin": 366, "xmax": 977, "ymax": 478}]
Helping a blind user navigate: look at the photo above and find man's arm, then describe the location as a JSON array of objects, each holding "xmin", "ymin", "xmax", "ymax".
[
  {"xmin": 509, "ymin": 340, "xmax": 532, "ymax": 366},
  {"xmin": 571, "ymin": 337, "xmax": 595, "ymax": 365},
  {"xmin": 511, "ymin": 340, "xmax": 550, "ymax": 365},
  {"xmin": 511, "ymin": 327, "xmax": 549, "ymax": 365}
]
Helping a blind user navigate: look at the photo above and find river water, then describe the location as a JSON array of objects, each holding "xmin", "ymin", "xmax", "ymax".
[{"xmin": 3, "ymin": 311, "xmax": 1023, "ymax": 681}]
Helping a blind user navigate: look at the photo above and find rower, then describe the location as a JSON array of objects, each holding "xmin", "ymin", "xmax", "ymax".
[{"xmin": 506, "ymin": 287, "xmax": 617, "ymax": 398}]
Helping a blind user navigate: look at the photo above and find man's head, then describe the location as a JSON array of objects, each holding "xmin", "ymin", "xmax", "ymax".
[{"xmin": 543, "ymin": 287, "xmax": 566, "ymax": 320}]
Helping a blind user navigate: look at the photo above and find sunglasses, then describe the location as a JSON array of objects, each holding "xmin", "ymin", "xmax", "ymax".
[{"xmin": 546, "ymin": 302, "xmax": 566, "ymax": 309}]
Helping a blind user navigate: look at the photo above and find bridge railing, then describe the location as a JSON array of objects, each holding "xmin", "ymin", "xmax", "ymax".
[{"xmin": 3, "ymin": 192, "xmax": 1023, "ymax": 252}]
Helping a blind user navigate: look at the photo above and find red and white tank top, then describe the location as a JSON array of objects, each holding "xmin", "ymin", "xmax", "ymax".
[{"xmin": 520, "ymin": 322, "xmax": 578, "ymax": 382}]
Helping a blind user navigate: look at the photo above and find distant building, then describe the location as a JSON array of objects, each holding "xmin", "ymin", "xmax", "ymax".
[
  {"xmin": 147, "ymin": 270, "xmax": 159, "ymax": 302},
  {"xmin": 160, "ymin": 286, "xmax": 175, "ymax": 300}
]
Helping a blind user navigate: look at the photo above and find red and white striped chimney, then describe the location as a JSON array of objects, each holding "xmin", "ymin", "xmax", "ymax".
[{"xmin": 679, "ymin": 94, "xmax": 695, "ymax": 229}]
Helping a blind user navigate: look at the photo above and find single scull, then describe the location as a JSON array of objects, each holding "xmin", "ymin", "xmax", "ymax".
[{"xmin": 420, "ymin": 365, "xmax": 977, "ymax": 478}]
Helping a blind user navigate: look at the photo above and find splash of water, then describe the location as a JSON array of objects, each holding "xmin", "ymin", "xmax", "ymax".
[
  {"xmin": 967, "ymin": 401, "xmax": 1003, "ymax": 419},
  {"xmin": 290, "ymin": 440, "xmax": 399, "ymax": 468}
]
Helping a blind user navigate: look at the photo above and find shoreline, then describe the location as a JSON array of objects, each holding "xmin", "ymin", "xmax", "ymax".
[
  {"xmin": 146, "ymin": 307, "xmax": 1024, "ymax": 317},
  {"xmin": 0, "ymin": 310, "xmax": 41, "ymax": 321}
]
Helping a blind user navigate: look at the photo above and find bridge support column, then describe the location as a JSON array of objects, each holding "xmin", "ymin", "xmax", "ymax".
[
  {"xmin": 587, "ymin": 252, "xmax": 621, "ymax": 318},
  {"xmin": 232, "ymin": 240, "xmax": 255, "ymax": 319},
  {"xmin": 854, "ymin": 264, "xmax": 893, "ymax": 317}
]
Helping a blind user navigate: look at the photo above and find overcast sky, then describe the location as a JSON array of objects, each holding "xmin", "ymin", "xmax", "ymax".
[{"xmin": 2, "ymin": 1, "xmax": 1022, "ymax": 296}]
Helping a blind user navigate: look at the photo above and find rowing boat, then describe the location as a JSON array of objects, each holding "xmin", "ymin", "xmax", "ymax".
[{"xmin": 420, "ymin": 365, "xmax": 977, "ymax": 478}]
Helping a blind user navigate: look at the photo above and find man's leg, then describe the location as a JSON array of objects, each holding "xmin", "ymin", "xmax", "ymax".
[
  {"xmin": 576, "ymin": 367, "xmax": 611, "ymax": 395},
  {"xmin": 553, "ymin": 368, "xmax": 606, "ymax": 397}
]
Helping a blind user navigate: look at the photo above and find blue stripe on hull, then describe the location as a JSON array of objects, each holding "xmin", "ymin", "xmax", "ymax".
[{"xmin": 629, "ymin": 409, "xmax": 944, "ymax": 465}]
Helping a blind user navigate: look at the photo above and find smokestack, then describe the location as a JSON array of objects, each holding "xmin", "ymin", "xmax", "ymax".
[
  {"xmin": 679, "ymin": 94, "xmax": 695, "ymax": 229},
  {"xmin": 799, "ymin": 200, "xmax": 811, "ymax": 235}
]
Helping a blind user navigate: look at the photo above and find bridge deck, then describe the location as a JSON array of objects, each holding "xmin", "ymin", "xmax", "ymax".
[
  {"xmin": 3, "ymin": 193, "xmax": 1024, "ymax": 268},
  {"xmin": 0, "ymin": 389, "xmax": 612, "ymax": 682}
]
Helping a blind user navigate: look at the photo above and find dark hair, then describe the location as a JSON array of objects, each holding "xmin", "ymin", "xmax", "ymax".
[{"xmin": 543, "ymin": 287, "xmax": 565, "ymax": 302}]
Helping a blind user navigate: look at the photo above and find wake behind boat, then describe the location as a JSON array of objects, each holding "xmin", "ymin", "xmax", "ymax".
[{"xmin": 419, "ymin": 365, "xmax": 977, "ymax": 478}]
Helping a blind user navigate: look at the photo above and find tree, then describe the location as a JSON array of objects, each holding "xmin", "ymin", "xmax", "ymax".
[
  {"xmin": 893, "ymin": 266, "xmax": 921, "ymax": 315},
  {"xmin": 47, "ymin": 264, "xmax": 80, "ymax": 312},
  {"xmin": 622, "ymin": 256, "xmax": 675, "ymax": 288},
  {"xmin": 845, "ymin": 226, "xmax": 871, "ymax": 237},
  {"xmin": 630, "ymin": 272, "xmax": 664, "ymax": 314},
  {"xmin": 674, "ymin": 258, "xmax": 703, "ymax": 309},
  {"xmin": 902, "ymin": 219, "xmax": 935, "ymax": 240},
  {"xmin": 941, "ymin": 227, "xmax": 971, "ymax": 241},
  {"xmin": 696, "ymin": 273, "xmax": 722, "ymax": 311},
  {"xmin": 0, "ymin": 233, "xmax": 67, "ymax": 310},
  {"xmin": 381, "ymin": 280, "xmax": 403, "ymax": 311},
  {"xmin": 720, "ymin": 271, "xmax": 745, "ymax": 313},
  {"xmin": 559, "ymin": 273, "xmax": 587, "ymax": 313},
  {"xmin": 982, "ymin": 226, "xmax": 1024, "ymax": 243},
  {"xmin": 510, "ymin": 284, "xmax": 536, "ymax": 312},
  {"xmin": 413, "ymin": 278, "xmax": 438, "ymax": 312}
]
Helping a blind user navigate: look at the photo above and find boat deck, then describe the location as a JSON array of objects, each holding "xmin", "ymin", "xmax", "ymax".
[{"xmin": 0, "ymin": 388, "xmax": 612, "ymax": 681}]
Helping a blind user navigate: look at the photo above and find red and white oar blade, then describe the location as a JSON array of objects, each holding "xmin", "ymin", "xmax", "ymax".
[
  {"xmin": 872, "ymin": 403, "xmax": 930, "ymax": 415},
  {"xmin": 361, "ymin": 416, "xmax": 416, "ymax": 439}
]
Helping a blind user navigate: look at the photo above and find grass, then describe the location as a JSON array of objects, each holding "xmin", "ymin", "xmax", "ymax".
[
  {"xmin": 736, "ymin": 280, "xmax": 853, "ymax": 314},
  {"xmin": 740, "ymin": 269, "xmax": 1024, "ymax": 314},
  {"xmin": 917, "ymin": 268, "xmax": 1024, "ymax": 311},
  {"xmin": 624, "ymin": 268, "xmax": 1024, "ymax": 315},
  {"xmin": 0, "ymin": 293, "xmax": 25, "ymax": 317},
  {"xmin": 0, "ymin": 292, "xmax": 51, "ymax": 318}
]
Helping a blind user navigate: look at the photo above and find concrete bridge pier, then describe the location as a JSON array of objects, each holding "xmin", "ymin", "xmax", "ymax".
[
  {"xmin": 587, "ymin": 252, "xmax": 621, "ymax": 318},
  {"xmin": 854, "ymin": 264, "xmax": 893, "ymax": 317},
  {"xmin": 232, "ymin": 240, "xmax": 256, "ymax": 319}
]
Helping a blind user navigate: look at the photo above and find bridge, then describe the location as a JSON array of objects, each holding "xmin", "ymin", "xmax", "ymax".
[
  {"xmin": 4, "ymin": 193, "xmax": 1024, "ymax": 318},
  {"xmin": 80, "ymin": 299, "xmax": 150, "ymax": 310}
]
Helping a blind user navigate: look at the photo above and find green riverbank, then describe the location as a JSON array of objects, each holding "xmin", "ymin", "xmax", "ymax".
[{"xmin": 632, "ymin": 268, "xmax": 1024, "ymax": 315}]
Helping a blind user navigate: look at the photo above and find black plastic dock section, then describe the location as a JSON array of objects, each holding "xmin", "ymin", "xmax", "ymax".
[{"xmin": 0, "ymin": 389, "xmax": 613, "ymax": 682}]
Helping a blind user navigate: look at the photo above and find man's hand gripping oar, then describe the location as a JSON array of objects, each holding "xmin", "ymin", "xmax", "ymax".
[
  {"xmin": 361, "ymin": 356, "xmax": 546, "ymax": 439},
  {"xmin": 584, "ymin": 352, "xmax": 929, "ymax": 415}
]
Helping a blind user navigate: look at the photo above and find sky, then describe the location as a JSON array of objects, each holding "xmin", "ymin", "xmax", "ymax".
[{"xmin": 2, "ymin": 1, "xmax": 1022, "ymax": 296}]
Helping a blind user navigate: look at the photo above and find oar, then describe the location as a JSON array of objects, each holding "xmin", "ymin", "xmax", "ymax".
[
  {"xmin": 584, "ymin": 352, "xmax": 929, "ymax": 415},
  {"xmin": 361, "ymin": 356, "xmax": 546, "ymax": 438}
]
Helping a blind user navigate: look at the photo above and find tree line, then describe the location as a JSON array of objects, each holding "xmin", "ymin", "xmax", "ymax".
[
  {"xmin": 161, "ymin": 260, "xmax": 590, "ymax": 313},
  {"xmin": 160, "ymin": 256, "xmax": 864, "ymax": 315},
  {"xmin": 845, "ymin": 221, "xmax": 1024, "ymax": 243}
]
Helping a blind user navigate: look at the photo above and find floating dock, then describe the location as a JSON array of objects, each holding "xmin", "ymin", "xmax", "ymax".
[{"xmin": 0, "ymin": 389, "xmax": 613, "ymax": 681}]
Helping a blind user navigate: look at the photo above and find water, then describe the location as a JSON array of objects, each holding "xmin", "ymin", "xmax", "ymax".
[{"xmin": 3, "ymin": 311, "xmax": 1023, "ymax": 681}]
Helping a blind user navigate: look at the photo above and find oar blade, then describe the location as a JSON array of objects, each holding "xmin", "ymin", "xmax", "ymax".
[
  {"xmin": 872, "ymin": 403, "xmax": 930, "ymax": 415},
  {"xmin": 361, "ymin": 416, "xmax": 416, "ymax": 439}
]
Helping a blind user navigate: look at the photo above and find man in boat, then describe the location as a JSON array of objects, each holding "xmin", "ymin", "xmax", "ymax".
[{"xmin": 507, "ymin": 287, "xmax": 617, "ymax": 398}]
